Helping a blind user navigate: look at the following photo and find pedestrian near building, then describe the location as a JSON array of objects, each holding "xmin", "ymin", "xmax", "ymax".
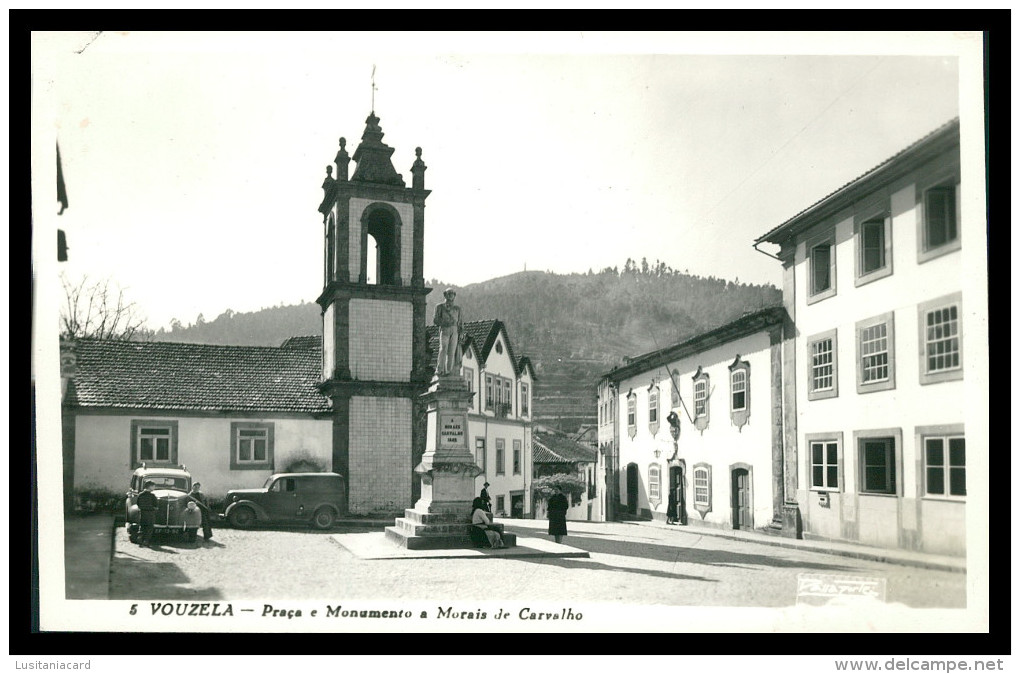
[
  {"xmin": 188, "ymin": 482, "xmax": 214, "ymax": 541},
  {"xmin": 547, "ymin": 487, "xmax": 569, "ymax": 544},
  {"xmin": 480, "ymin": 482, "xmax": 492, "ymax": 512},
  {"xmin": 667, "ymin": 487, "xmax": 678, "ymax": 525},
  {"xmin": 136, "ymin": 481, "xmax": 158, "ymax": 547}
]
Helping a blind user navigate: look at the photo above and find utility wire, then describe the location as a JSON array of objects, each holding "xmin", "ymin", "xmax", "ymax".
[{"xmin": 701, "ymin": 56, "xmax": 889, "ymax": 223}]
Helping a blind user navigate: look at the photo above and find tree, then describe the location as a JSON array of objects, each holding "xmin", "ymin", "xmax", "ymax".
[
  {"xmin": 531, "ymin": 473, "xmax": 586, "ymax": 501},
  {"xmin": 60, "ymin": 272, "xmax": 150, "ymax": 340}
]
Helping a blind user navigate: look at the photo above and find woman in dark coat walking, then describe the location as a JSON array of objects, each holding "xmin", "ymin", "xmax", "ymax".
[{"xmin": 547, "ymin": 487, "xmax": 569, "ymax": 544}]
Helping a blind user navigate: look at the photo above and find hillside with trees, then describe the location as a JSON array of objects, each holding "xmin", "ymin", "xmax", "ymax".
[{"xmin": 149, "ymin": 259, "xmax": 782, "ymax": 433}]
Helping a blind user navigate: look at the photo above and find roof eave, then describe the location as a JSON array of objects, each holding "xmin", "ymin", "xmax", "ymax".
[
  {"xmin": 755, "ymin": 119, "xmax": 960, "ymax": 246},
  {"xmin": 604, "ymin": 306, "xmax": 785, "ymax": 383}
]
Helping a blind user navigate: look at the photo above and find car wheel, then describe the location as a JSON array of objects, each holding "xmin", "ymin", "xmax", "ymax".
[
  {"xmin": 228, "ymin": 506, "xmax": 256, "ymax": 529},
  {"xmin": 127, "ymin": 523, "xmax": 139, "ymax": 543},
  {"xmin": 312, "ymin": 507, "xmax": 336, "ymax": 530}
]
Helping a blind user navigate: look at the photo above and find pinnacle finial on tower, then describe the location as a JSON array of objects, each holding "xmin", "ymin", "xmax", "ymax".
[
  {"xmin": 335, "ymin": 137, "xmax": 351, "ymax": 182},
  {"xmin": 411, "ymin": 146, "xmax": 427, "ymax": 191},
  {"xmin": 371, "ymin": 64, "xmax": 377, "ymax": 114}
]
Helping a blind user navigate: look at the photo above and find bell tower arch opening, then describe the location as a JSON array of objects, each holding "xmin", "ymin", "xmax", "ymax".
[{"xmin": 362, "ymin": 204, "xmax": 401, "ymax": 286}]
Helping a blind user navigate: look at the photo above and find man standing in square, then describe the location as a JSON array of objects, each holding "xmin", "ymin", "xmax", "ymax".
[{"xmin": 136, "ymin": 481, "xmax": 158, "ymax": 547}]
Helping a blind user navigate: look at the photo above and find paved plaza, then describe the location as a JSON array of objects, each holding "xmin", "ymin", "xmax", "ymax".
[{"xmin": 69, "ymin": 515, "xmax": 967, "ymax": 610}]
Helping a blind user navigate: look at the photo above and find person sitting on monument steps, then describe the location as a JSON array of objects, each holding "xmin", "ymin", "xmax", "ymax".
[
  {"xmin": 433, "ymin": 288, "xmax": 463, "ymax": 377},
  {"xmin": 470, "ymin": 497, "xmax": 505, "ymax": 548}
]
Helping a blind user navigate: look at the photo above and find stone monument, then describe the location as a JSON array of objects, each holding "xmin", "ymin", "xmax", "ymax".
[{"xmin": 384, "ymin": 295, "xmax": 516, "ymax": 549}]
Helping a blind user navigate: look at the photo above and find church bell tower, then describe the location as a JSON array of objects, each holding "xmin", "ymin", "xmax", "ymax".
[{"xmin": 316, "ymin": 112, "xmax": 431, "ymax": 515}]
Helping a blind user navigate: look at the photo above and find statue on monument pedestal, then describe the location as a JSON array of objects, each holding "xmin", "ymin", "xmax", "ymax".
[{"xmin": 433, "ymin": 288, "xmax": 463, "ymax": 377}]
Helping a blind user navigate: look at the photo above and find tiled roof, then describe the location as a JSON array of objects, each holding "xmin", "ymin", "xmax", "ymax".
[
  {"xmin": 66, "ymin": 338, "xmax": 331, "ymax": 413},
  {"xmin": 533, "ymin": 430, "xmax": 597, "ymax": 465},
  {"xmin": 604, "ymin": 306, "xmax": 785, "ymax": 383},
  {"xmin": 516, "ymin": 355, "xmax": 537, "ymax": 379},
  {"xmin": 755, "ymin": 117, "xmax": 960, "ymax": 245},
  {"xmin": 279, "ymin": 335, "xmax": 320, "ymax": 350}
]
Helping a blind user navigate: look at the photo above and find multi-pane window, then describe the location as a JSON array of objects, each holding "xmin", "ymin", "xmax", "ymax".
[
  {"xmin": 925, "ymin": 305, "xmax": 960, "ymax": 373},
  {"xmin": 463, "ymin": 367, "xmax": 474, "ymax": 394},
  {"xmin": 812, "ymin": 339, "xmax": 834, "ymax": 391},
  {"xmin": 807, "ymin": 231, "xmax": 836, "ymax": 304},
  {"xmin": 520, "ymin": 383, "xmax": 529, "ymax": 416},
  {"xmin": 860, "ymin": 218, "xmax": 886, "ymax": 274},
  {"xmin": 924, "ymin": 185, "xmax": 958, "ymax": 250},
  {"xmin": 728, "ymin": 358, "xmax": 750, "ymax": 428},
  {"xmin": 138, "ymin": 426, "xmax": 172, "ymax": 462},
  {"xmin": 502, "ymin": 378, "xmax": 512, "ymax": 415},
  {"xmin": 692, "ymin": 369, "xmax": 710, "ymax": 432},
  {"xmin": 627, "ymin": 394, "xmax": 636, "ymax": 434},
  {"xmin": 924, "ymin": 435, "xmax": 965, "ymax": 498},
  {"xmin": 495, "ymin": 438, "xmax": 505, "ymax": 475},
  {"xmin": 918, "ymin": 294, "xmax": 963, "ymax": 385},
  {"xmin": 808, "ymin": 329, "xmax": 839, "ymax": 401},
  {"xmin": 811, "ymin": 242, "xmax": 831, "ymax": 294},
  {"xmin": 857, "ymin": 313, "xmax": 895, "ymax": 393},
  {"xmin": 512, "ymin": 440, "xmax": 522, "ymax": 475},
  {"xmin": 731, "ymin": 370, "xmax": 746, "ymax": 411},
  {"xmin": 810, "ymin": 440, "xmax": 839, "ymax": 490},
  {"xmin": 648, "ymin": 464, "xmax": 661, "ymax": 502},
  {"xmin": 648, "ymin": 387, "xmax": 658, "ymax": 424},
  {"xmin": 237, "ymin": 428, "xmax": 268, "ymax": 463},
  {"xmin": 860, "ymin": 438, "xmax": 896, "ymax": 495},
  {"xmin": 860, "ymin": 323, "xmax": 889, "ymax": 383},
  {"xmin": 693, "ymin": 466, "xmax": 711, "ymax": 508},
  {"xmin": 486, "ymin": 375, "xmax": 513, "ymax": 416},
  {"xmin": 230, "ymin": 422, "xmax": 274, "ymax": 469},
  {"xmin": 131, "ymin": 420, "xmax": 178, "ymax": 467},
  {"xmin": 475, "ymin": 437, "xmax": 486, "ymax": 472},
  {"xmin": 694, "ymin": 380, "xmax": 707, "ymax": 417}
]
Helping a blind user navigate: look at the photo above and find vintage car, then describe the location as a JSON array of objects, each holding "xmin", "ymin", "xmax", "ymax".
[
  {"xmin": 125, "ymin": 464, "xmax": 203, "ymax": 542},
  {"xmin": 222, "ymin": 472, "xmax": 346, "ymax": 530}
]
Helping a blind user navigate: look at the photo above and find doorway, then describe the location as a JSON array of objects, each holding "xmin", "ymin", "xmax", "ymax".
[
  {"xmin": 668, "ymin": 464, "xmax": 687, "ymax": 525},
  {"xmin": 626, "ymin": 463, "xmax": 639, "ymax": 516},
  {"xmin": 510, "ymin": 492, "xmax": 525, "ymax": 519},
  {"xmin": 732, "ymin": 467, "xmax": 752, "ymax": 530}
]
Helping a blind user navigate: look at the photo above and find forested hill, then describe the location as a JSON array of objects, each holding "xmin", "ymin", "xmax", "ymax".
[{"xmin": 153, "ymin": 261, "xmax": 781, "ymax": 433}]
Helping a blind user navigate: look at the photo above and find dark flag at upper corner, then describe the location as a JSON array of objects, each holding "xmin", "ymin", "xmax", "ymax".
[
  {"xmin": 57, "ymin": 143, "xmax": 68, "ymax": 261},
  {"xmin": 57, "ymin": 143, "xmax": 68, "ymax": 214}
]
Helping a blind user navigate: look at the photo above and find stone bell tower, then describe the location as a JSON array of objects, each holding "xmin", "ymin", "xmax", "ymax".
[{"xmin": 316, "ymin": 112, "xmax": 432, "ymax": 515}]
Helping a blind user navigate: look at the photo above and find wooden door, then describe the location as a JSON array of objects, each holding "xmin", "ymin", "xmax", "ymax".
[{"xmin": 732, "ymin": 468, "xmax": 751, "ymax": 530}]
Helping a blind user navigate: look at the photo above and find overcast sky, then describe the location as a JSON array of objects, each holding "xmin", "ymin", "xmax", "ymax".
[{"xmin": 33, "ymin": 31, "xmax": 975, "ymax": 332}]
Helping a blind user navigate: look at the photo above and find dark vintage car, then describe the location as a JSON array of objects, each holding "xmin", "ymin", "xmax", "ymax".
[
  {"xmin": 222, "ymin": 472, "xmax": 346, "ymax": 530},
  {"xmin": 125, "ymin": 464, "xmax": 203, "ymax": 542}
]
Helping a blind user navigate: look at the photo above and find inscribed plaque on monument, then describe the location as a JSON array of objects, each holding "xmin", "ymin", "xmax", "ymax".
[{"xmin": 439, "ymin": 413, "xmax": 465, "ymax": 448}]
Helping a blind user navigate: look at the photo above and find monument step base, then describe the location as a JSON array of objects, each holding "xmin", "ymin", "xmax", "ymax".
[
  {"xmin": 402, "ymin": 509, "xmax": 472, "ymax": 525},
  {"xmin": 394, "ymin": 518, "xmax": 507, "ymax": 538},
  {"xmin": 384, "ymin": 526, "xmax": 517, "ymax": 550}
]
